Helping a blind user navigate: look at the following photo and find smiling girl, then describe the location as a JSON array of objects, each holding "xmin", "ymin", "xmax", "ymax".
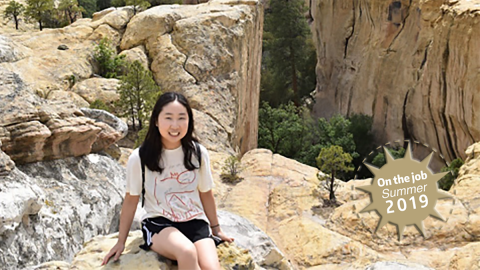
[{"xmin": 102, "ymin": 92, "xmax": 233, "ymax": 269}]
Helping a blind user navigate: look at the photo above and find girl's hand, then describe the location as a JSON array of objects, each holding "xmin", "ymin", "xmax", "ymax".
[
  {"xmin": 101, "ymin": 242, "xmax": 125, "ymax": 265},
  {"xmin": 213, "ymin": 227, "xmax": 234, "ymax": 243}
]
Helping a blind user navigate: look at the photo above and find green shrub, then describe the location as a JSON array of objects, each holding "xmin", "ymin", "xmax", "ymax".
[
  {"xmin": 220, "ymin": 155, "xmax": 243, "ymax": 184},
  {"xmin": 439, "ymin": 158, "xmax": 464, "ymax": 191},
  {"xmin": 89, "ymin": 99, "xmax": 110, "ymax": 111},
  {"xmin": 93, "ymin": 37, "xmax": 125, "ymax": 78}
]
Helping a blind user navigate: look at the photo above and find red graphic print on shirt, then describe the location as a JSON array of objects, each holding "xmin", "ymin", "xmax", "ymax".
[{"xmin": 153, "ymin": 170, "xmax": 201, "ymax": 222}]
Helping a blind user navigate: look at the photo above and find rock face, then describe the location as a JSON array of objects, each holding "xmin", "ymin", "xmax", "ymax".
[
  {"xmin": 450, "ymin": 142, "xmax": 480, "ymax": 240},
  {"xmin": 0, "ymin": 154, "xmax": 126, "ymax": 269},
  {"xmin": 1, "ymin": 1, "xmax": 262, "ymax": 157},
  {"xmin": 119, "ymin": 0, "xmax": 263, "ymax": 154},
  {"xmin": 0, "ymin": 67, "xmax": 126, "ymax": 166},
  {"xmin": 215, "ymin": 148, "xmax": 480, "ymax": 269},
  {"xmin": 30, "ymin": 211, "xmax": 292, "ymax": 270},
  {"xmin": 309, "ymin": 0, "xmax": 480, "ymax": 162}
]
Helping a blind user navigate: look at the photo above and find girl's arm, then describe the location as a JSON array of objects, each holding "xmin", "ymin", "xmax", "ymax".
[
  {"xmin": 200, "ymin": 190, "xmax": 234, "ymax": 243},
  {"xmin": 101, "ymin": 193, "xmax": 139, "ymax": 265}
]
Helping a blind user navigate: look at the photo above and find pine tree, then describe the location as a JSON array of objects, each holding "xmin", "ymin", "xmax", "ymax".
[
  {"xmin": 25, "ymin": 0, "xmax": 54, "ymax": 31},
  {"xmin": 4, "ymin": 1, "xmax": 24, "ymax": 30},
  {"xmin": 262, "ymin": 0, "xmax": 316, "ymax": 107},
  {"xmin": 58, "ymin": 0, "xmax": 85, "ymax": 24},
  {"xmin": 316, "ymin": 145, "xmax": 353, "ymax": 203},
  {"xmin": 77, "ymin": 0, "xmax": 96, "ymax": 17},
  {"xmin": 116, "ymin": 61, "xmax": 161, "ymax": 130}
]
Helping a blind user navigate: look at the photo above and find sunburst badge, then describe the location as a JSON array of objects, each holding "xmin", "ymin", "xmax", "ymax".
[{"xmin": 356, "ymin": 142, "xmax": 452, "ymax": 241}]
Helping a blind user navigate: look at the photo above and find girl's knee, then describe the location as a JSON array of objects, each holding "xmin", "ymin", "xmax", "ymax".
[{"xmin": 177, "ymin": 244, "xmax": 198, "ymax": 261}]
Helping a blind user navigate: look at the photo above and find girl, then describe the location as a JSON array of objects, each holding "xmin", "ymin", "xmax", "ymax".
[{"xmin": 102, "ymin": 92, "xmax": 234, "ymax": 269}]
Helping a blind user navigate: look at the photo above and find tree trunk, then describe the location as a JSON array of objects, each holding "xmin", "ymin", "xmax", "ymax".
[
  {"xmin": 39, "ymin": 20, "xmax": 43, "ymax": 31},
  {"xmin": 68, "ymin": 10, "xmax": 74, "ymax": 24},
  {"xmin": 14, "ymin": 16, "xmax": 19, "ymax": 30},
  {"xmin": 289, "ymin": 44, "xmax": 299, "ymax": 107},
  {"xmin": 329, "ymin": 170, "xmax": 336, "ymax": 203}
]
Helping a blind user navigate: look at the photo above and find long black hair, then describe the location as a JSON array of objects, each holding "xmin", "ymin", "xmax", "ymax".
[{"xmin": 139, "ymin": 92, "xmax": 201, "ymax": 173}]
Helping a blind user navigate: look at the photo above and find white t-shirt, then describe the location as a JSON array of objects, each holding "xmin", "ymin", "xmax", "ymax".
[{"xmin": 126, "ymin": 144, "xmax": 214, "ymax": 223}]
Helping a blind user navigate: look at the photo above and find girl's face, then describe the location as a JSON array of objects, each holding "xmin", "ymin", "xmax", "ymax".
[{"xmin": 157, "ymin": 101, "xmax": 189, "ymax": 149}]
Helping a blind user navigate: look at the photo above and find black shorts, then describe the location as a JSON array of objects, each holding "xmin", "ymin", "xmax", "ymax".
[{"xmin": 139, "ymin": 216, "xmax": 212, "ymax": 250}]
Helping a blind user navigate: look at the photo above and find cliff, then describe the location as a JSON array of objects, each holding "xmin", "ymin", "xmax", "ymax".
[{"xmin": 309, "ymin": 0, "xmax": 480, "ymax": 162}]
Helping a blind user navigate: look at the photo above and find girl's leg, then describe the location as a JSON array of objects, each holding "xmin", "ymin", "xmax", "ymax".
[
  {"xmin": 150, "ymin": 227, "xmax": 201, "ymax": 270},
  {"xmin": 194, "ymin": 238, "xmax": 220, "ymax": 270}
]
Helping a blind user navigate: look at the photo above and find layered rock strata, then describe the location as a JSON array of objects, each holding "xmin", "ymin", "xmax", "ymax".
[
  {"xmin": 309, "ymin": 0, "xmax": 480, "ymax": 162},
  {"xmin": 0, "ymin": 154, "xmax": 126, "ymax": 269}
]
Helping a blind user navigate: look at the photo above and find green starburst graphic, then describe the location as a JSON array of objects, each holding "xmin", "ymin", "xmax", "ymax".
[{"xmin": 356, "ymin": 143, "xmax": 453, "ymax": 241}]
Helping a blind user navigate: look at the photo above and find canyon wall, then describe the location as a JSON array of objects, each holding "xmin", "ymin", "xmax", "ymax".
[{"xmin": 309, "ymin": 0, "xmax": 480, "ymax": 162}]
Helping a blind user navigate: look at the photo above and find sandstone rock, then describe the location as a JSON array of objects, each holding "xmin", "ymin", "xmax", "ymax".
[
  {"xmin": 71, "ymin": 78, "xmax": 120, "ymax": 105},
  {"xmin": 450, "ymin": 142, "xmax": 480, "ymax": 238},
  {"xmin": 46, "ymin": 90, "xmax": 90, "ymax": 108},
  {"xmin": 217, "ymin": 210, "xmax": 293, "ymax": 269},
  {"xmin": 118, "ymin": 45, "xmax": 149, "ymax": 69},
  {"xmin": 0, "ymin": 154, "xmax": 126, "ymax": 269},
  {"xmin": 30, "ymin": 261, "xmax": 70, "ymax": 270},
  {"xmin": 90, "ymin": 6, "xmax": 134, "ymax": 31},
  {"xmin": 215, "ymin": 147, "xmax": 480, "ymax": 269},
  {"xmin": 0, "ymin": 142, "xmax": 15, "ymax": 175},
  {"xmin": 40, "ymin": 209, "xmax": 294, "ymax": 270},
  {"xmin": 365, "ymin": 261, "xmax": 434, "ymax": 270},
  {"xmin": 309, "ymin": 0, "xmax": 480, "ymax": 163},
  {"xmin": 92, "ymin": 7, "xmax": 116, "ymax": 21},
  {"xmin": 81, "ymin": 108, "xmax": 128, "ymax": 137},
  {"xmin": 2, "ymin": 26, "xmax": 95, "ymax": 93},
  {"xmin": 447, "ymin": 242, "xmax": 480, "ymax": 270},
  {"xmin": 0, "ymin": 67, "xmax": 126, "ymax": 164},
  {"xmin": 66, "ymin": 230, "xmax": 259, "ymax": 270},
  {"xmin": 193, "ymin": 109, "xmax": 234, "ymax": 155},
  {"xmin": 88, "ymin": 24, "xmax": 122, "ymax": 47},
  {"xmin": 0, "ymin": 169, "xmax": 44, "ymax": 235},
  {"xmin": 0, "ymin": 35, "xmax": 31, "ymax": 63},
  {"xmin": 217, "ymin": 149, "xmax": 382, "ymax": 268},
  {"xmin": 120, "ymin": 1, "xmax": 263, "ymax": 155}
]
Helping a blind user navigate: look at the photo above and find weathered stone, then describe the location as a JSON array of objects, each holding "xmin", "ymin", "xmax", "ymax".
[
  {"xmin": 365, "ymin": 261, "xmax": 434, "ymax": 270},
  {"xmin": 450, "ymin": 142, "xmax": 480, "ymax": 238},
  {"xmin": 67, "ymin": 230, "xmax": 259, "ymax": 270},
  {"xmin": 121, "ymin": 1, "xmax": 262, "ymax": 155},
  {"xmin": 0, "ymin": 35, "xmax": 31, "ymax": 63},
  {"xmin": 46, "ymin": 90, "xmax": 90, "ymax": 108},
  {"xmin": 88, "ymin": 24, "xmax": 122, "ymax": 48},
  {"xmin": 217, "ymin": 210, "xmax": 293, "ymax": 269},
  {"xmin": 118, "ymin": 45, "xmax": 149, "ymax": 70},
  {"xmin": 0, "ymin": 154, "xmax": 126, "ymax": 269},
  {"xmin": 447, "ymin": 242, "xmax": 480, "ymax": 270},
  {"xmin": 309, "ymin": 0, "xmax": 480, "ymax": 163},
  {"xmin": 193, "ymin": 109, "xmax": 234, "ymax": 155},
  {"xmin": 90, "ymin": 6, "xmax": 134, "ymax": 31},
  {"xmin": 81, "ymin": 108, "xmax": 128, "ymax": 139},
  {"xmin": 0, "ymin": 141, "xmax": 15, "ymax": 175},
  {"xmin": 71, "ymin": 78, "xmax": 120, "ymax": 105},
  {"xmin": 57, "ymin": 45, "xmax": 69, "ymax": 50},
  {"xmin": 0, "ymin": 68, "xmax": 127, "ymax": 164}
]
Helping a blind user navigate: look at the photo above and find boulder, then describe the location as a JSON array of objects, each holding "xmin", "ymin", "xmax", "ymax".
[
  {"xmin": 0, "ymin": 67, "xmax": 126, "ymax": 164},
  {"xmin": 120, "ymin": 1, "xmax": 263, "ymax": 155},
  {"xmin": 0, "ymin": 154, "xmax": 126, "ymax": 269},
  {"xmin": 71, "ymin": 78, "xmax": 120, "ymax": 105}
]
